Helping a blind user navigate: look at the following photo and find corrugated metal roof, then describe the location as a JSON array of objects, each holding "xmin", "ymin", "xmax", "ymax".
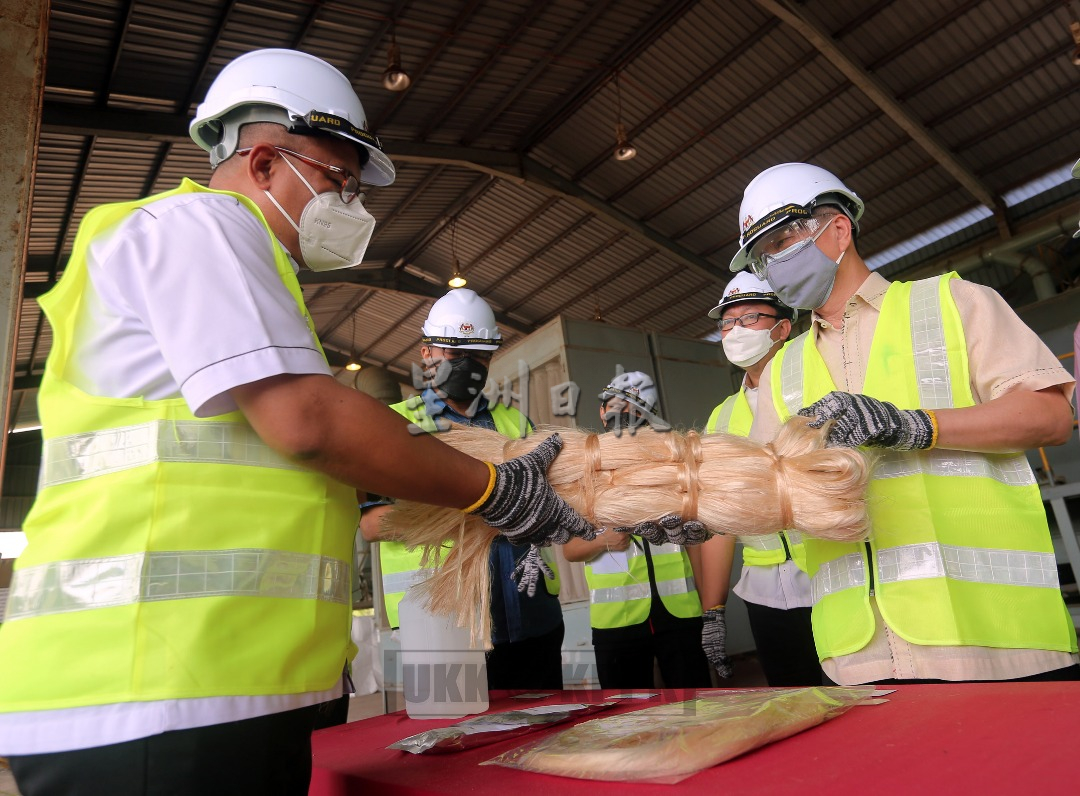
[{"xmin": 16, "ymin": 0, "xmax": 1080, "ymax": 392}]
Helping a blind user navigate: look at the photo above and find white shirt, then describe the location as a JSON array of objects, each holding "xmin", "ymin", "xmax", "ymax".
[{"xmin": 0, "ymin": 190, "xmax": 339, "ymax": 755}]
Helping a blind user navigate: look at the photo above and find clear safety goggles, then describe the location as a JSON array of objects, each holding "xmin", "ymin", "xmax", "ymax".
[{"xmin": 746, "ymin": 214, "xmax": 837, "ymax": 279}]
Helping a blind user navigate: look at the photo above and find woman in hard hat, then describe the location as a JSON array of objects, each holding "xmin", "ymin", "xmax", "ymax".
[
  {"xmin": 562, "ymin": 372, "xmax": 712, "ymax": 690},
  {"xmin": 700, "ymin": 272, "xmax": 822, "ymax": 686}
]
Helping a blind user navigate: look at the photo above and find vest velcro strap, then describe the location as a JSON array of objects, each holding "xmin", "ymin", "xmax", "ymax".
[
  {"xmin": 5, "ymin": 549, "xmax": 350, "ymax": 620},
  {"xmin": 40, "ymin": 420, "xmax": 301, "ymax": 489}
]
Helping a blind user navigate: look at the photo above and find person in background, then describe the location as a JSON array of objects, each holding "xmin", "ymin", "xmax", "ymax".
[
  {"xmin": 734, "ymin": 161, "xmax": 1078, "ymax": 685},
  {"xmin": 360, "ymin": 288, "xmax": 565, "ymax": 691},
  {"xmin": 0, "ymin": 50, "xmax": 593, "ymax": 796},
  {"xmin": 699, "ymin": 271, "xmax": 821, "ymax": 686},
  {"xmin": 562, "ymin": 372, "xmax": 712, "ymax": 690}
]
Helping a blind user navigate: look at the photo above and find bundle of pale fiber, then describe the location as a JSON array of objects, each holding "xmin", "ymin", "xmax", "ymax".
[{"xmin": 382, "ymin": 416, "xmax": 871, "ymax": 641}]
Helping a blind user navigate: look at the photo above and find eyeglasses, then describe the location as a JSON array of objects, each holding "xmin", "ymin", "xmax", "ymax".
[
  {"xmin": 717, "ymin": 312, "xmax": 780, "ymax": 332},
  {"xmin": 747, "ymin": 213, "xmax": 837, "ymax": 279},
  {"xmin": 237, "ymin": 146, "xmax": 362, "ymax": 204}
]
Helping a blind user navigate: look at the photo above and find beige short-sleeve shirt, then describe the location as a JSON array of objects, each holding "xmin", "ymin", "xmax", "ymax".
[{"xmin": 751, "ymin": 271, "xmax": 1078, "ymax": 683}]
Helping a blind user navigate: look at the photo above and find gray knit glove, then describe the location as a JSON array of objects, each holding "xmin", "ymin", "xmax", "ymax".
[
  {"xmin": 701, "ymin": 607, "xmax": 733, "ymax": 679},
  {"xmin": 511, "ymin": 545, "xmax": 555, "ymax": 597},
  {"xmin": 798, "ymin": 391, "xmax": 934, "ymax": 450},
  {"xmin": 613, "ymin": 513, "xmax": 710, "ymax": 546},
  {"xmin": 476, "ymin": 434, "xmax": 596, "ymax": 546}
]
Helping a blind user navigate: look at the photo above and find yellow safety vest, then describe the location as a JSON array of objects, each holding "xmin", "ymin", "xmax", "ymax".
[
  {"xmin": 706, "ymin": 391, "xmax": 806, "ymax": 571},
  {"xmin": 377, "ymin": 397, "xmax": 559, "ymax": 627},
  {"xmin": 0, "ymin": 180, "xmax": 358, "ymax": 713},
  {"xmin": 769, "ymin": 273, "xmax": 1077, "ymax": 659},
  {"xmin": 584, "ymin": 539, "xmax": 701, "ymax": 629}
]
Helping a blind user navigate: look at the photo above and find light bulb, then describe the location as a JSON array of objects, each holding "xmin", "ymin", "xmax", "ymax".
[{"xmin": 383, "ymin": 43, "xmax": 411, "ymax": 91}]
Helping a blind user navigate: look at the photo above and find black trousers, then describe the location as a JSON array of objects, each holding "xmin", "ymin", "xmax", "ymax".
[
  {"xmin": 593, "ymin": 618, "xmax": 712, "ymax": 690},
  {"xmin": 486, "ymin": 622, "xmax": 565, "ymax": 690},
  {"xmin": 9, "ymin": 705, "xmax": 320, "ymax": 796},
  {"xmin": 744, "ymin": 601, "xmax": 824, "ymax": 687}
]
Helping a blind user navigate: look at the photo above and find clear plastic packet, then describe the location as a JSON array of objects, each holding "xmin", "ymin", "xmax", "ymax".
[
  {"xmin": 483, "ymin": 686, "xmax": 879, "ymax": 784},
  {"xmin": 388, "ymin": 702, "xmax": 618, "ymax": 754}
]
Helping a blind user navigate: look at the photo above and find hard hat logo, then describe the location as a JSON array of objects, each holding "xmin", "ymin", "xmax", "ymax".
[
  {"xmin": 742, "ymin": 214, "xmax": 754, "ymax": 232},
  {"xmin": 459, "ymin": 322, "xmax": 475, "ymax": 336}
]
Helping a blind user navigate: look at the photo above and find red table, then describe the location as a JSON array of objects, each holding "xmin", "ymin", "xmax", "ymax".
[{"xmin": 310, "ymin": 684, "xmax": 1079, "ymax": 795}]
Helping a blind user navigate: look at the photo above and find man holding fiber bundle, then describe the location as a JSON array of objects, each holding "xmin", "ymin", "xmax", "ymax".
[{"xmin": 733, "ymin": 162, "xmax": 1078, "ymax": 685}]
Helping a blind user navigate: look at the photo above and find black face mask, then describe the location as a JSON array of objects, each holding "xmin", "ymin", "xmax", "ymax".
[
  {"xmin": 601, "ymin": 410, "xmax": 632, "ymax": 432},
  {"xmin": 439, "ymin": 355, "xmax": 489, "ymax": 402}
]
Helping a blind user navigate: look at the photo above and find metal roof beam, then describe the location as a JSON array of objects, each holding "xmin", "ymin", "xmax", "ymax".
[
  {"xmin": 297, "ymin": 267, "xmax": 533, "ymax": 335},
  {"xmin": 40, "ymin": 103, "xmax": 722, "ymax": 286},
  {"xmin": 752, "ymin": 0, "xmax": 1008, "ymax": 233}
]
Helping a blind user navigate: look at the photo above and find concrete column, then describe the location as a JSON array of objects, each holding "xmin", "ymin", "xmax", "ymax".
[{"xmin": 0, "ymin": 0, "xmax": 48, "ymax": 491}]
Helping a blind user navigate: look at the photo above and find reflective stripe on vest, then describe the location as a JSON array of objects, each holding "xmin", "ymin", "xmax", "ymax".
[
  {"xmin": 812, "ymin": 544, "xmax": 1059, "ymax": 603},
  {"xmin": 6, "ymin": 549, "xmax": 350, "ymax": 620},
  {"xmin": 772, "ymin": 273, "xmax": 1076, "ymax": 657},
  {"xmin": 591, "ymin": 576, "xmax": 696, "ymax": 605},
  {"xmin": 707, "ymin": 391, "xmax": 807, "ymax": 571},
  {"xmin": 585, "ymin": 541, "xmax": 700, "ymax": 629},
  {"xmin": 40, "ymin": 420, "xmax": 302, "ymax": 490}
]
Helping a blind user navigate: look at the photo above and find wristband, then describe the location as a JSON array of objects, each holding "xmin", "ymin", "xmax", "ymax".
[
  {"xmin": 462, "ymin": 461, "xmax": 498, "ymax": 514},
  {"xmin": 926, "ymin": 409, "xmax": 939, "ymax": 450},
  {"xmin": 706, "ymin": 604, "xmax": 725, "ymax": 612}
]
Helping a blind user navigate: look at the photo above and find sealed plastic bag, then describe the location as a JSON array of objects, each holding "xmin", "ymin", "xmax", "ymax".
[
  {"xmin": 483, "ymin": 687, "xmax": 879, "ymax": 784},
  {"xmin": 389, "ymin": 702, "xmax": 617, "ymax": 754}
]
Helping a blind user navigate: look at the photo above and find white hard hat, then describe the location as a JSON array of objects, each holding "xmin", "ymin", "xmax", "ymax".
[
  {"xmin": 599, "ymin": 371, "xmax": 659, "ymax": 415},
  {"xmin": 708, "ymin": 271, "xmax": 797, "ymax": 322},
  {"xmin": 421, "ymin": 288, "xmax": 502, "ymax": 351},
  {"xmin": 730, "ymin": 162, "xmax": 864, "ymax": 273},
  {"xmin": 189, "ymin": 49, "xmax": 395, "ymax": 186}
]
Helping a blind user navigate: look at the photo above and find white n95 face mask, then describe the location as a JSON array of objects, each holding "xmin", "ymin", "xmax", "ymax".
[
  {"xmin": 264, "ymin": 154, "xmax": 376, "ymax": 271},
  {"xmin": 721, "ymin": 323, "xmax": 779, "ymax": 369}
]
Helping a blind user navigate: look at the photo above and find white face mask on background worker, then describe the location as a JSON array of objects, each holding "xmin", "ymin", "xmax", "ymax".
[
  {"xmin": 709, "ymin": 271, "xmax": 795, "ymax": 370},
  {"xmin": 720, "ymin": 320, "xmax": 782, "ymax": 368},
  {"xmin": 260, "ymin": 148, "xmax": 377, "ymax": 271}
]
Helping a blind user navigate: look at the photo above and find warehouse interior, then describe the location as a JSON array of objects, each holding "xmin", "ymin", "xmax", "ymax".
[{"xmin": 1, "ymin": 0, "xmax": 1080, "ymax": 790}]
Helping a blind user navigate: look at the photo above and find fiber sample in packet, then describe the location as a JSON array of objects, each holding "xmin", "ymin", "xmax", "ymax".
[{"xmin": 484, "ymin": 687, "xmax": 880, "ymax": 784}]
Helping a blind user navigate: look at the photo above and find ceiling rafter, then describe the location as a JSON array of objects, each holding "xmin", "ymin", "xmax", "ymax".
[
  {"xmin": 370, "ymin": 0, "xmax": 487, "ymax": 132},
  {"xmin": 534, "ymin": 249, "xmax": 658, "ymax": 327},
  {"xmin": 461, "ymin": 0, "xmax": 619, "ymax": 146},
  {"xmin": 568, "ymin": 16, "xmax": 782, "ymax": 184},
  {"xmin": 37, "ymin": 103, "xmax": 717, "ymax": 283},
  {"xmin": 416, "ymin": 0, "xmax": 550, "ymax": 142},
  {"xmin": 751, "ymin": 0, "xmax": 1008, "ymax": 235},
  {"xmin": 518, "ymin": 0, "xmax": 699, "ymax": 151}
]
